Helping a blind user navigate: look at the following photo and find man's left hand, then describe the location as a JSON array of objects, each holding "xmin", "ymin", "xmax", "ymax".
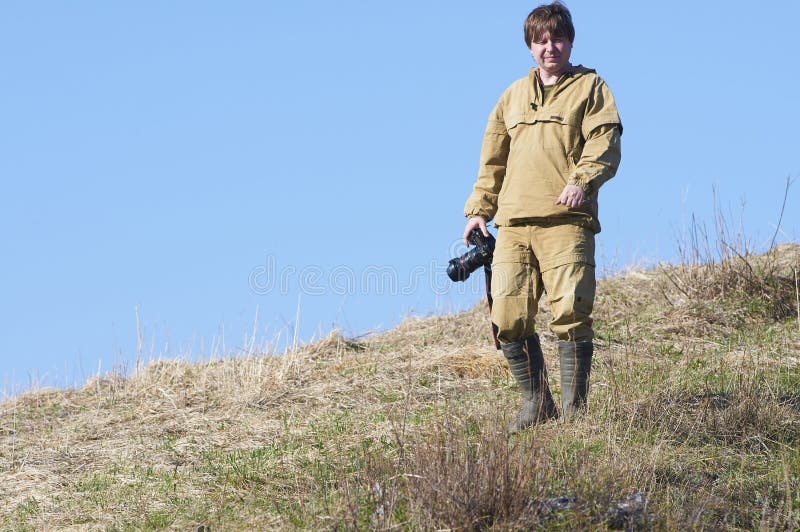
[{"xmin": 556, "ymin": 184, "xmax": 586, "ymax": 208}]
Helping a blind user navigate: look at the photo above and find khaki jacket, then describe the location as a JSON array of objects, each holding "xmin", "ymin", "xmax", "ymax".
[{"xmin": 464, "ymin": 65, "xmax": 622, "ymax": 233}]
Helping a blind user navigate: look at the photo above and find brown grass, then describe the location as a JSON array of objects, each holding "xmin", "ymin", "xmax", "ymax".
[{"xmin": 1, "ymin": 240, "xmax": 799, "ymax": 529}]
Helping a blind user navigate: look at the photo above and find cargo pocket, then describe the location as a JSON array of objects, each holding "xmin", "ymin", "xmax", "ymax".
[
  {"xmin": 534, "ymin": 224, "xmax": 595, "ymax": 273},
  {"xmin": 491, "ymin": 227, "xmax": 531, "ymax": 299},
  {"xmin": 489, "ymin": 226, "xmax": 542, "ymax": 343}
]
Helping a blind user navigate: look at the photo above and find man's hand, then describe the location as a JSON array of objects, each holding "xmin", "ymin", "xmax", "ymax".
[
  {"xmin": 463, "ymin": 216, "xmax": 489, "ymax": 247},
  {"xmin": 556, "ymin": 184, "xmax": 586, "ymax": 208}
]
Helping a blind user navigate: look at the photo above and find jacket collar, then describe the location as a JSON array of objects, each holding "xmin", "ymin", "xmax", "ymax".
[{"xmin": 528, "ymin": 65, "xmax": 595, "ymax": 108}]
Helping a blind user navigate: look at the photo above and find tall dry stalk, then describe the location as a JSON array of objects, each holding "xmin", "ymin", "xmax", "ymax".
[
  {"xmin": 795, "ymin": 267, "xmax": 799, "ymax": 333},
  {"xmin": 135, "ymin": 305, "xmax": 143, "ymax": 372},
  {"xmin": 661, "ymin": 182, "xmax": 797, "ymax": 325}
]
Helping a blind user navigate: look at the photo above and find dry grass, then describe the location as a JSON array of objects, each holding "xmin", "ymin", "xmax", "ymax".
[{"xmin": 1, "ymin": 238, "xmax": 799, "ymax": 529}]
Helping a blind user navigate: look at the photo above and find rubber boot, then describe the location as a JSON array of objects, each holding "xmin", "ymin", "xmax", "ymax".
[
  {"xmin": 501, "ymin": 334, "xmax": 558, "ymax": 432},
  {"xmin": 558, "ymin": 341, "xmax": 593, "ymax": 419}
]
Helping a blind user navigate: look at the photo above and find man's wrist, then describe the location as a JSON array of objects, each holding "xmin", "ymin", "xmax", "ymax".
[{"xmin": 567, "ymin": 177, "xmax": 592, "ymax": 195}]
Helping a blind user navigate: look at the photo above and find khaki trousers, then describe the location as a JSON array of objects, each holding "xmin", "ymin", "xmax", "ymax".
[{"xmin": 491, "ymin": 223, "xmax": 596, "ymax": 343}]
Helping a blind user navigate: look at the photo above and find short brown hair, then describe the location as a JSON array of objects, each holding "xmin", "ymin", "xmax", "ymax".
[{"xmin": 524, "ymin": 2, "xmax": 575, "ymax": 47}]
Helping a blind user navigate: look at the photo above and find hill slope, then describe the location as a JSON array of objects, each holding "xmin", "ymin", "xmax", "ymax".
[{"xmin": 2, "ymin": 245, "xmax": 799, "ymax": 529}]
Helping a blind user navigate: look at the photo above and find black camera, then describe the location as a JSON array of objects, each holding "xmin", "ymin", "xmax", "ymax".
[{"xmin": 447, "ymin": 228, "xmax": 496, "ymax": 282}]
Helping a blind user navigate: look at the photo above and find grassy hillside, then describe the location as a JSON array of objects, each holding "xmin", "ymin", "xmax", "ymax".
[{"xmin": 2, "ymin": 244, "xmax": 799, "ymax": 530}]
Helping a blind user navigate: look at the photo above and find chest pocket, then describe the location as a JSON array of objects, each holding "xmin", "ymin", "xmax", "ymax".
[
  {"xmin": 504, "ymin": 107, "xmax": 584, "ymax": 155},
  {"xmin": 503, "ymin": 112, "xmax": 535, "ymax": 137},
  {"xmin": 540, "ymin": 108, "xmax": 585, "ymax": 162}
]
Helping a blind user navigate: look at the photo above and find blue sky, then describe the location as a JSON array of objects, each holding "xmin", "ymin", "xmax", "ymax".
[{"xmin": 2, "ymin": 1, "xmax": 798, "ymax": 394}]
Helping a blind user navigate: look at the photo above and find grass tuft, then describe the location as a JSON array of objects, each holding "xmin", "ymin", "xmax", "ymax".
[{"xmin": 1, "ymin": 211, "xmax": 798, "ymax": 528}]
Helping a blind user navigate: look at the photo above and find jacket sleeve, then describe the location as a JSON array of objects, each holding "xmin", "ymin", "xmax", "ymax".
[
  {"xmin": 568, "ymin": 77, "xmax": 622, "ymax": 194},
  {"xmin": 463, "ymin": 99, "xmax": 510, "ymax": 221}
]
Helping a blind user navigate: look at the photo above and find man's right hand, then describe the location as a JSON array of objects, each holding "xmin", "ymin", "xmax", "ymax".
[{"xmin": 463, "ymin": 216, "xmax": 489, "ymax": 247}]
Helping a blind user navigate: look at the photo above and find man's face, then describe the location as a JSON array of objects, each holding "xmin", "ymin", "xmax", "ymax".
[{"xmin": 529, "ymin": 31, "xmax": 572, "ymax": 76}]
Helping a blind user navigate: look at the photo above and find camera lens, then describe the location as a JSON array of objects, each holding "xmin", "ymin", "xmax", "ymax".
[
  {"xmin": 447, "ymin": 229, "xmax": 495, "ymax": 283},
  {"xmin": 447, "ymin": 258, "xmax": 470, "ymax": 282}
]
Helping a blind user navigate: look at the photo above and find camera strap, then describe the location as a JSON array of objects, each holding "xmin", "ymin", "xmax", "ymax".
[{"xmin": 483, "ymin": 264, "xmax": 501, "ymax": 350}]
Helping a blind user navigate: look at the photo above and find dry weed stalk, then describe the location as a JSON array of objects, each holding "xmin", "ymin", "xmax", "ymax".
[
  {"xmin": 2, "ymin": 203, "xmax": 799, "ymax": 528},
  {"xmin": 795, "ymin": 267, "xmax": 800, "ymax": 333},
  {"xmin": 659, "ymin": 182, "xmax": 797, "ymax": 331}
]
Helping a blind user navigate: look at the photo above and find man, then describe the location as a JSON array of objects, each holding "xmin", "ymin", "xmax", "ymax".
[{"xmin": 462, "ymin": 2, "xmax": 622, "ymax": 431}]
